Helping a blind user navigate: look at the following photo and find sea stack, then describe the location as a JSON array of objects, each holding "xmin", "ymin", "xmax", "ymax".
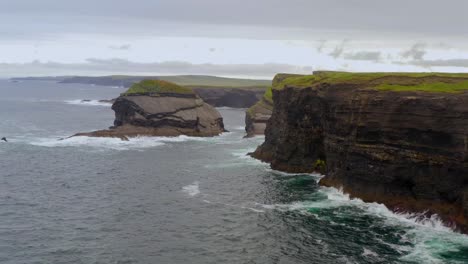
[
  {"xmin": 75, "ymin": 80, "xmax": 226, "ymax": 139},
  {"xmin": 251, "ymin": 71, "xmax": 468, "ymax": 233}
]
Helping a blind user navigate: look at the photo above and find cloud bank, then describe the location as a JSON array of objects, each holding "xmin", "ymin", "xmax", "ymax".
[{"xmin": 0, "ymin": 59, "xmax": 313, "ymax": 78}]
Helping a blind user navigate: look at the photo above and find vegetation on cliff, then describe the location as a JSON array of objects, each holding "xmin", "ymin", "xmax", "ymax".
[
  {"xmin": 247, "ymin": 86, "xmax": 273, "ymax": 116},
  {"xmin": 273, "ymin": 71, "xmax": 468, "ymax": 93},
  {"xmin": 253, "ymin": 76, "xmax": 468, "ymax": 232},
  {"xmin": 123, "ymin": 80, "xmax": 194, "ymax": 95}
]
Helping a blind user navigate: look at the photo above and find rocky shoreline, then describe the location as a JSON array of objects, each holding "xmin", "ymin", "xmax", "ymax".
[{"xmin": 251, "ymin": 72, "xmax": 468, "ymax": 233}]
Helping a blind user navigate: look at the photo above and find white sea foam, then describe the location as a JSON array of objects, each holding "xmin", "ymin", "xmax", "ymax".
[
  {"xmin": 256, "ymin": 184, "xmax": 468, "ymax": 263},
  {"xmin": 216, "ymin": 107, "xmax": 242, "ymax": 110},
  {"xmin": 29, "ymin": 134, "xmax": 223, "ymax": 151},
  {"xmin": 201, "ymin": 199, "xmax": 265, "ymax": 213},
  {"xmin": 64, "ymin": 99, "xmax": 112, "ymax": 107},
  {"xmin": 31, "ymin": 136, "xmax": 165, "ymax": 151},
  {"xmin": 362, "ymin": 248, "xmax": 379, "ymax": 258},
  {"xmin": 182, "ymin": 181, "xmax": 200, "ymax": 197},
  {"xmin": 232, "ymin": 126, "xmax": 246, "ymax": 130},
  {"xmin": 230, "ymin": 148, "xmax": 267, "ymax": 167}
]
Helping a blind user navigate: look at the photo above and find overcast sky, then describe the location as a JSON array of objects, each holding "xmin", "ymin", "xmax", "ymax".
[{"xmin": 1, "ymin": 0, "xmax": 468, "ymax": 78}]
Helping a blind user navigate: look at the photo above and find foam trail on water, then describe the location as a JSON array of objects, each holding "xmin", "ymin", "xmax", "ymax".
[
  {"xmin": 201, "ymin": 199, "xmax": 265, "ymax": 213},
  {"xmin": 182, "ymin": 181, "xmax": 200, "ymax": 197},
  {"xmin": 29, "ymin": 134, "xmax": 224, "ymax": 151},
  {"xmin": 64, "ymin": 99, "xmax": 112, "ymax": 107},
  {"xmin": 31, "ymin": 136, "xmax": 165, "ymax": 151}
]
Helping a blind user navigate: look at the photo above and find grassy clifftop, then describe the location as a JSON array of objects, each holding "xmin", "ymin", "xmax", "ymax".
[
  {"xmin": 273, "ymin": 71, "xmax": 468, "ymax": 93},
  {"xmin": 123, "ymin": 80, "xmax": 194, "ymax": 95}
]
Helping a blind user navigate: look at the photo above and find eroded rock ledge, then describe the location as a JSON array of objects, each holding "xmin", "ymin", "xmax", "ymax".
[
  {"xmin": 75, "ymin": 80, "xmax": 226, "ymax": 139},
  {"xmin": 251, "ymin": 72, "xmax": 468, "ymax": 233}
]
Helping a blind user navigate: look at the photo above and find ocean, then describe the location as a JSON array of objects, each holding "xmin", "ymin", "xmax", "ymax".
[{"xmin": 0, "ymin": 80, "xmax": 467, "ymax": 264}]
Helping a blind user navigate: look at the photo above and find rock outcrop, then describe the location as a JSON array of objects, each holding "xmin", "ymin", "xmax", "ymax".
[
  {"xmin": 75, "ymin": 80, "xmax": 226, "ymax": 139},
  {"xmin": 252, "ymin": 72, "xmax": 468, "ymax": 233},
  {"xmin": 57, "ymin": 75, "xmax": 269, "ymax": 108}
]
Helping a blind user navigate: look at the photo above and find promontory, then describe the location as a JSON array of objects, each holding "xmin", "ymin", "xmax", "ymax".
[
  {"xmin": 252, "ymin": 71, "xmax": 468, "ymax": 233},
  {"xmin": 75, "ymin": 80, "xmax": 226, "ymax": 139}
]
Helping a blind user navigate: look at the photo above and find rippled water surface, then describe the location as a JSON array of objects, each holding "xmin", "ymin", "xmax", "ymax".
[{"xmin": 0, "ymin": 80, "xmax": 467, "ymax": 264}]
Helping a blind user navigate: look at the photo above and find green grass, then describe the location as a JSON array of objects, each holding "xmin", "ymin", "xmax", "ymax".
[
  {"xmin": 377, "ymin": 81, "xmax": 468, "ymax": 93},
  {"xmin": 185, "ymin": 85, "xmax": 268, "ymax": 90},
  {"xmin": 272, "ymin": 71, "xmax": 468, "ymax": 93},
  {"xmin": 263, "ymin": 86, "xmax": 273, "ymax": 104},
  {"xmin": 123, "ymin": 80, "xmax": 194, "ymax": 95}
]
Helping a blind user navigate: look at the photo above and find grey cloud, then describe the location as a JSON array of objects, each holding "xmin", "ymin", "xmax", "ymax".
[
  {"xmin": 0, "ymin": 59, "xmax": 313, "ymax": 78},
  {"xmin": 108, "ymin": 44, "xmax": 131, "ymax": 50},
  {"xmin": 2, "ymin": 0, "xmax": 468, "ymax": 40},
  {"xmin": 399, "ymin": 59, "xmax": 468, "ymax": 68},
  {"xmin": 329, "ymin": 40, "xmax": 348, "ymax": 58},
  {"xmin": 343, "ymin": 51, "xmax": 382, "ymax": 62},
  {"xmin": 401, "ymin": 43, "xmax": 427, "ymax": 60},
  {"xmin": 316, "ymin": 40, "xmax": 326, "ymax": 53}
]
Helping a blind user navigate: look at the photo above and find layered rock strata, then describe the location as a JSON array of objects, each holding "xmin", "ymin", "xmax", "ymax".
[
  {"xmin": 252, "ymin": 72, "xmax": 468, "ymax": 233},
  {"xmin": 75, "ymin": 80, "xmax": 226, "ymax": 139}
]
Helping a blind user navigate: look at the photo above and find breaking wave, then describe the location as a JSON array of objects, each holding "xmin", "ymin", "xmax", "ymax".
[
  {"xmin": 182, "ymin": 181, "xmax": 201, "ymax": 197},
  {"xmin": 64, "ymin": 99, "xmax": 112, "ymax": 107}
]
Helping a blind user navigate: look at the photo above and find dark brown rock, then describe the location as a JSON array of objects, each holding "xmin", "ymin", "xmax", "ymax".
[
  {"xmin": 75, "ymin": 92, "xmax": 226, "ymax": 139},
  {"xmin": 252, "ymin": 84, "xmax": 468, "ymax": 233}
]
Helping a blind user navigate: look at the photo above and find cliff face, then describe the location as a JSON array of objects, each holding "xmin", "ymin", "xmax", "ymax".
[
  {"xmin": 245, "ymin": 99, "xmax": 273, "ymax": 137},
  {"xmin": 245, "ymin": 75, "xmax": 305, "ymax": 137},
  {"xmin": 75, "ymin": 80, "xmax": 226, "ymax": 139},
  {"xmin": 252, "ymin": 72, "xmax": 468, "ymax": 233},
  {"xmin": 192, "ymin": 87, "xmax": 264, "ymax": 108}
]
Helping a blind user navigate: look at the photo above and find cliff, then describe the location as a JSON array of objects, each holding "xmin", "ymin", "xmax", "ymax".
[
  {"xmin": 245, "ymin": 74, "xmax": 305, "ymax": 137},
  {"xmin": 252, "ymin": 72, "xmax": 468, "ymax": 233},
  {"xmin": 75, "ymin": 80, "xmax": 226, "ymax": 139}
]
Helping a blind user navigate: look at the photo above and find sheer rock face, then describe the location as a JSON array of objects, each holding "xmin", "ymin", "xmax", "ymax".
[
  {"xmin": 252, "ymin": 85, "xmax": 468, "ymax": 233},
  {"xmin": 75, "ymin": 93, "xmax": 226, "ymax": 139},
  {"xmin": 244, "ymin": 99, "xmax": 273, "ymax": 137}
]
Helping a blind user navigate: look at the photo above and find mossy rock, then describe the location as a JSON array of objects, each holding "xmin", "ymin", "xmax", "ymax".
[
  {"xmin": 263, "ymin": 86, "xmax": 273, "ymax": 104},
  {"xmin": 313, "ymin": 159, "xmax": 327, "ymax": 174},
  {"xmin": 123, "ymin": 80, "xmax": 195, "ymax": 95}
]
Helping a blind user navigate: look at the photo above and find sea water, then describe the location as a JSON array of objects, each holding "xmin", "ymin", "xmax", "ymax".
[{"xmin": 0, "ymin": 80, "xmax": 467, "ymax": 264}]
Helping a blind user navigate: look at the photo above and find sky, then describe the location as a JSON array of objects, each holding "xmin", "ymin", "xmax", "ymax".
[{"xmin": 1, "ymin": 0, "xmax": 468, "ymax": 78}]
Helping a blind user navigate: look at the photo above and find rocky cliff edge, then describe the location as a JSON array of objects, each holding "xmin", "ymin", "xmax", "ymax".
[{"xmin": 252, "ymin": 71, "xmax": 468, "ymax": 233}]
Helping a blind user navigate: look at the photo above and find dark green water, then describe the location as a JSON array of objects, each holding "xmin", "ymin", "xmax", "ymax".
[{"xmin": 0, "ymin": 80, "xmax": 467, "ymax": 263}]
